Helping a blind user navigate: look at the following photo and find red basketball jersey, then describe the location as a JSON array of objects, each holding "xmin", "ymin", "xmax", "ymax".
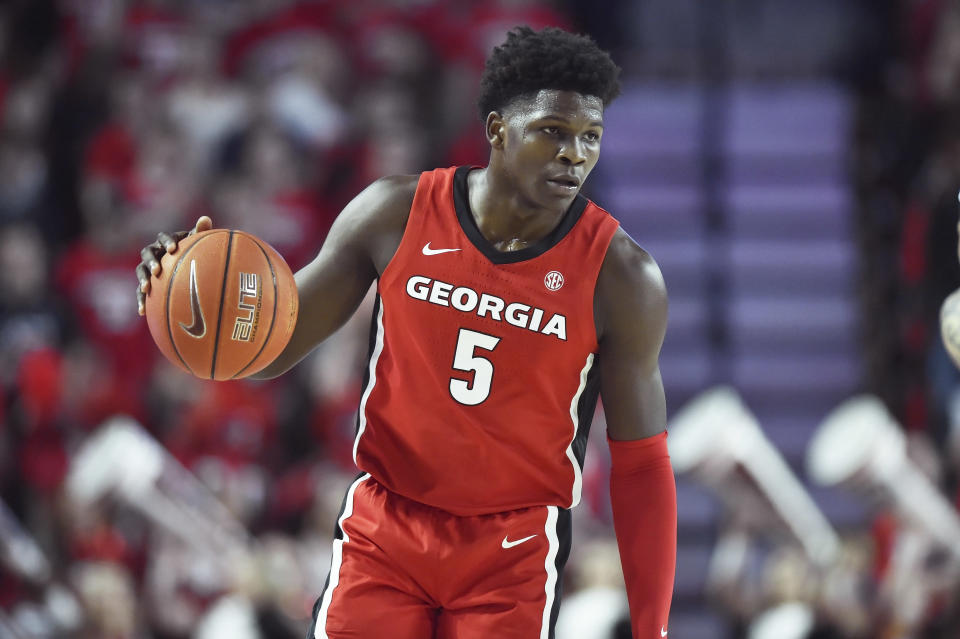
[{"xmin": 353, "ymin": 166, "xmax": 619, "ymax": 516}]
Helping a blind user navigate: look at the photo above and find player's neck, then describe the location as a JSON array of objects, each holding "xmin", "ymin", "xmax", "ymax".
[{"xmin": 467, "ymin": 167, "xmax": 566, "ymax": 252}]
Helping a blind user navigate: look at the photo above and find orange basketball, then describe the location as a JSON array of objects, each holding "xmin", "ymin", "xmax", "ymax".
[{"xmin": 144, "ymin": 229, "xmax": 298, "ymax": 380}]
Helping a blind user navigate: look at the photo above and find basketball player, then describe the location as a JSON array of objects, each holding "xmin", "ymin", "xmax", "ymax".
[{"xmin": 137, "ymin": 26, "xmax": 676, "ymax": 639}]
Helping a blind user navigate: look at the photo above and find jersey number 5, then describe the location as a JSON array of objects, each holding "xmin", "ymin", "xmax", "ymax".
[{"xmin": 450, "ymin": 328, "xmax": 501, "ymax": 406}]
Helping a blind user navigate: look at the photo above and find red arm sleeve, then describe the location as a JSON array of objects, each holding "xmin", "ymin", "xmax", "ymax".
[{"xmin": 608, "ymin": 431, "xmax": 677, "ymax": 638}]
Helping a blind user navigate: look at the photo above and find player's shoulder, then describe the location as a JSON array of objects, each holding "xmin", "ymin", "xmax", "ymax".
[
  {"xmin": 352, "ymin": 173, "xmax": 420, "ymax": 220},
  {"xmin": 594, "ymin": 228, "xmax": 668, "ymax": 339},
  {"xmin": 334, "ymin": 173, "xmax": 420, "ymax": 242},
  {"xmin": 367, "ymin": 173, "xmax": 421, "ymax": 197},
  {"xmin": 600, "ymin": 228, "xmax": 666, "ymax": 298},
  {"xmin": 328, "ymin": 173, "xmax": 422, "ymax": 271}
]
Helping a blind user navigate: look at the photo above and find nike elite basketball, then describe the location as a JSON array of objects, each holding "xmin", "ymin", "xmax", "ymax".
[{"xmin": 144, "ymin": 229, "xmax": 298, "ymax": 380}]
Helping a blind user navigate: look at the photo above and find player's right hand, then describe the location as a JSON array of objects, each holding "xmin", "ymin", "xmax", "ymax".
[{"xmin": 136, "ymin": 216, "xmax": 213, "ymax": 316}]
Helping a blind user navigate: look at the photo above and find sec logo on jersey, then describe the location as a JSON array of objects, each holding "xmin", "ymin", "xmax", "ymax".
[{"xmin": 544, "ymin": 270, "xmax": 564, "ymax": 291}]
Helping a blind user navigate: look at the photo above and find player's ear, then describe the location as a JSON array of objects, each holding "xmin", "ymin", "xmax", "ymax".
[{"xmin": 485, "ymin": 112, "xmax": 505, "ymax": 149}]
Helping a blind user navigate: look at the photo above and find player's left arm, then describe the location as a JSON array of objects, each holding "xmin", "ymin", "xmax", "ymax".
[{"xmin": 595, "ymin": 228, "xmax": 676, "ymax": 637}]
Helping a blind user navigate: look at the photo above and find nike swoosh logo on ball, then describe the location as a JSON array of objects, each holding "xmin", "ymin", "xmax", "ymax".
[
  {"xmin": 179, "ymin": 259, "xmax": 206, "ymax": 338},
  {"xmin": 422, "ymin": 242, "xmax": 462, "ymax": 256}
]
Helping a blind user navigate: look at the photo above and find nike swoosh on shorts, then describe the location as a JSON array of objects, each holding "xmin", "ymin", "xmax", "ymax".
[{"xmin": 501, "ymin": 534, "xmax": 537, "ymax": 549}]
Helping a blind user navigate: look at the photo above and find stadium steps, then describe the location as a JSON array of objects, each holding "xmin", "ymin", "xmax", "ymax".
[{"xmin": 598, "ymin": 80, "xmax": 859, "ymax": 636}]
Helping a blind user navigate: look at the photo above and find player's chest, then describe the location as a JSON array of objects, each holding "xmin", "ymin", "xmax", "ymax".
[{"xmin": 383, "ymin": 255, "xmax": 597, "ymax": 350}]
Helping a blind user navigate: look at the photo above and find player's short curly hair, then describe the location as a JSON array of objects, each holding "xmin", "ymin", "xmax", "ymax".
[{"xmin": 477, "ymin": 26, "xmax": 621, "ymax": 121}]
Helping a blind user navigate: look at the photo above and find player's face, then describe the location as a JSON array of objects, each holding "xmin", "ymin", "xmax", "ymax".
[{"xmin": 496, "ymin": 89, "xmax": 604, "ymax": 209}]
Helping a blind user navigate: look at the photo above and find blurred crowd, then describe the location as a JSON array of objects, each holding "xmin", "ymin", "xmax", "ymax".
[
  {"xmin": 721, "ymin": 1, "xmax": 960, "ymax": 637},
  {"xmin": 668, "ymin": 3, "xmax": 960, "ymax": 637},
  {"xmin": 0, "ymin": 1, "xmax": 636, "ymax": 638},
  {"xmin": 858, "ymin": 0, "xmax": 960, "ymax": 537}
]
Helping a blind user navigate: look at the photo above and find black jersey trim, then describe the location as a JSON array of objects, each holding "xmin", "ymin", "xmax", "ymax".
[
  {"xmin": 547, "ymin": 508, "xmax": 573, "ymax": 639},
  {"xmin": 354, "ymin": 292, "xmax": 383, "ymax": 440},
  {"xmin": 307, "ymin": 472, "xmax": 370, "ymax": 639},
  {"xmin": 452, "ymin": 165, "xmax": 589, "ymax": 265},
  {"xmin": 570, "ymin": 354, "xmax": 602, "ymax": 470}
]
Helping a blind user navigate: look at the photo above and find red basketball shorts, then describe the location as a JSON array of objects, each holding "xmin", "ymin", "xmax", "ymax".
[{"xmin": 307, "ymin": 473, "xmax": 572, "ymax": 639}]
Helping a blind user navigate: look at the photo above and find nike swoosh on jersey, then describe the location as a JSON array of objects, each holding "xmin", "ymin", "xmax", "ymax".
[
  {"xmin": 661, "ymin": 628, "xmax": 668, "ymax": 637},
  {"xmin": 501, "ymin": 534, "xmax": 537, "ymax": 549},
  {"xmin": 422, "ymin": 242, "xmax": 462, "ymax": 256},
  {"xmin": 178, "ymin": 259, "xmax": 206, "ymax": 338}
]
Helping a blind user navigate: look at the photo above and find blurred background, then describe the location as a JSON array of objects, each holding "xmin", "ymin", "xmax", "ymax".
[{"xmin": 0, "ymin": 0, "xmax": 959, "ymax": 638}]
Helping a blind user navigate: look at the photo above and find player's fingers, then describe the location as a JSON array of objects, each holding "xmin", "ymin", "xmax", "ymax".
[
  {"xmin": 137, "ymin": 285, "xmax": 146, "ymax": 316},
  {"xmin": 192, "ymin": 215, "xmax": 213, "ymax": 235},
  {"xmin": 157, "ymin": 232, "xmax": 178, "ymax": 253},
  {"xmin": 137, "ymin": 262, "xmax": 150, "ymax": 293},
  {"xmin": 136, "ymin": 263, "xmax": 152, "ymax": 292},
  {"xmin": 140, "ymin": 245, "xmax": 162, "ymax": 276}
]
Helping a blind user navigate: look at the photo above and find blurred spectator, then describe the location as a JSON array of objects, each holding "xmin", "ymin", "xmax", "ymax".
[
  {"xmin": 72, "ymin": 560, "xmax": 139, "ymax": 638},
  {"xmin": 84, "ymin": 73, "xmax": 151, "ymax": 188},
  {"xmin": 165, "ymin": 27, "xmax": 252, "ymax": 171},
  {"xmin": 556, "ymin": 540, "xmax": 629, "ymax": 639},
  {"xmin": 123, "ymin": 118, "xmax": 199, "ymax": 241},
  {"xmin": 924, "ymin": 0, "xmax": 960, "ymax": 104},
  {"xmin": 0, "ymin": 224, "xmax": 69, "ymax": 386},
  {"xmin": 214, "ymin": 121, "xmax": 330, "ymax": 271},
  {"xmin": 120, "ymin": 0, "xmax": 191, "ymax": 84},
  {"xmin": 143, "ymin": 533, "xmax": 232, "ymax": 637},
  {"xmin": 54, "ymin": 205, "xmax": 153, "ymax": 388},
  {"xmin": 0, "ymin": 79, "xmax": 53, "ymax": 221},
  {"xmin": 221, "ymin": 0, "xmax": 337, "ymax": 82},
  {"xmin": 261, "ymin": 31, "xmax": 349, "ymax": 151}
]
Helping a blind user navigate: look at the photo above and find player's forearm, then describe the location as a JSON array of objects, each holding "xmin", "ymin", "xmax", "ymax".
[
  {"xmin": 250, "ymin": 263, "xmax": 375, "ymax": 379},
  {"xmin": 608, "ymin": 432, "xmax": 676, "ymax": 637}
]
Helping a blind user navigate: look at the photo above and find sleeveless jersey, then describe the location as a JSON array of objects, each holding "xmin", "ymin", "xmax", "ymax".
[{"xmin": 353, "ymin": 166, "xmax": 620, "ymax": 516}]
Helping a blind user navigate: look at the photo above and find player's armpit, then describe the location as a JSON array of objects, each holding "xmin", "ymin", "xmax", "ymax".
[{"xmin": 251, "ymin": 175, "xmax": 417, "ymax": 379}]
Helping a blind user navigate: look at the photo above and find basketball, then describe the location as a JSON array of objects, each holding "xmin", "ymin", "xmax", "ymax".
[
  {"xmin": 144, "ymin": 229, "xmax": 298, "ymax": 380},
  {"xmin": 940, "ymin": 287, "xmax": 960, "ymax": 369}
]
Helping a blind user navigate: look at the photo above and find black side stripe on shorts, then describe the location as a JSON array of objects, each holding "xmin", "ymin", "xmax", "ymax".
[
  {"xmin": 306, "ymin": 472, "xmax": 370, "ymax": 639},
  {"xmin": 546, "ymin": 507, "xmax": 573, "ymax": 639}
]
